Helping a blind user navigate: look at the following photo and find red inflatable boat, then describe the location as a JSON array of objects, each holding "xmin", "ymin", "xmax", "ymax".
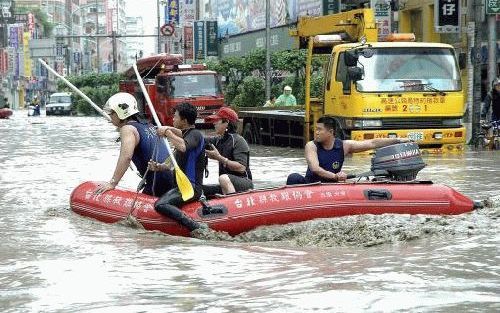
[
  {"xmin": 70, "ymin": 180, "xmax": 475, "ymax": 237},
  {"xmin": 0, "ymin": 108, "xmax": 13, "ymax": 119}
]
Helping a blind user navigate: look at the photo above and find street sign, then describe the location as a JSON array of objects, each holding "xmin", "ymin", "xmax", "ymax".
[
  {"xmin": 161, "ymin": 23, "xmax": 175, "ymax": 36},
  {"xmin": 434, "ymin": 0, "xmax": 460, "ymax": 33},
  {"xmin": 486, "ymin": 0, "xmax": 499, "ymax": 14}
]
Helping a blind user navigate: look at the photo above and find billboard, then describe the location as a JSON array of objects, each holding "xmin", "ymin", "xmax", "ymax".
[
  {"xmin": 298, "ymin": 0, "xmax": 322, "ymax": 16},
  {"xmin": 213, "ymin": 0, "xmax": 298, "ymax": 37}
]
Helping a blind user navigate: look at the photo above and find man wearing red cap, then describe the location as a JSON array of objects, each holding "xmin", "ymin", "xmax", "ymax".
[{"xmin": 204, "ymin": 107, "xmax": 253, "ymax": 195}]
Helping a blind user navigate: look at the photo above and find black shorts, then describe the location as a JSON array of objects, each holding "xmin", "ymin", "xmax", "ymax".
[
  {"xmin": 227, "ymin": 174, "xmax": 253, "ymax": 192},
  {"xmin": 203, "ymin": 174, "xmax": 253, "ymax": 196}
]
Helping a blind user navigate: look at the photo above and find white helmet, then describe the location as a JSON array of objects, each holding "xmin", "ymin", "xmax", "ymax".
[
  {"xmin": 284, "ymin": 85, "xmax": 292, "ymax": 91},
  {"xmin": 105, "ymin": 92, "xmax": 139, "ymax": 120}
]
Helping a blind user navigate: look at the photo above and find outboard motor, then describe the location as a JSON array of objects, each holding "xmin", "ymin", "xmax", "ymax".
[{"xmin": 370, "ymin": 142, "xmax": 426, "ymax": 181}]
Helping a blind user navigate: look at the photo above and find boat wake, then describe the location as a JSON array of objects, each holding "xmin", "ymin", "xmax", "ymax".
[{"xmin": 192, "ymin": 195, "xmax": 500, "ymax": 247}]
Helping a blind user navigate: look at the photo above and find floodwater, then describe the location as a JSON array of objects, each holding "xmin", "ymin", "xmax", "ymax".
[{"xmin": 1, "ymin": 111, "xmax": 499, "ymax": 312}]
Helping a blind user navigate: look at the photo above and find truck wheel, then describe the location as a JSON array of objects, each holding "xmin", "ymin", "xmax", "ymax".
[{"xmin": 242, "ymin": 123, "xmax": 255, "ymax": 144}]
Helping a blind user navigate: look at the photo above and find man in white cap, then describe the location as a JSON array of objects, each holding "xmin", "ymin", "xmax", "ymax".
[
  {"xmin": 275, "ymin": 85, "xmax": 297, "ymax": 106},
  {"xmin": 94, "ymin": 92, "xmax": 174, "ymax": 196}
]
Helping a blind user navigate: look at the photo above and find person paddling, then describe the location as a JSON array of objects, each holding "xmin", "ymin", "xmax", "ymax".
[
  {"xmin": 149, "ymin": 102, "xmax": 207, "ymax": 232},
  {"xmin": 94, "ymin": 92, "xmax": 174, "ymax": 196},
  {"xmin": 287, "ymin": 116, "xmax": 409, "ymax": 184}
]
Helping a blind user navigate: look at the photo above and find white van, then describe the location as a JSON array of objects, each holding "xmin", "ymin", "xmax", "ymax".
[{"xmin": 46, "ymin": 92, "xmax": 73, "ymax": 116}]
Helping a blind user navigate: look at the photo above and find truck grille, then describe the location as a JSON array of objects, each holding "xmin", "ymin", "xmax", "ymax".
[{"xmin": 382, "ymin": 118, "xmax": 449, "ymax": 129}]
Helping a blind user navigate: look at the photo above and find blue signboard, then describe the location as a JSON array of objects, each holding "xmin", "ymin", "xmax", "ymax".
[
  {"xmin": 205, "ymin": 21, "xmax": 218, "ymax": 57},
  {"xmin": 193, "ymin": 21, "xmax": 205, "ymax": 61}
]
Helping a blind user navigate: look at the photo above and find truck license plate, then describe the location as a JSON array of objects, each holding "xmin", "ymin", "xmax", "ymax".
[
  {"xmin": 407, "ymin": 132, "xmax": 424, "ymax": 141},
  {"xmin": 195, "ymin": 118, "xmax": 205, "ymax": 124}
]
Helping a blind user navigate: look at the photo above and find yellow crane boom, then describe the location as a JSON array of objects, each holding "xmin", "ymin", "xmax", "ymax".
[{"xmin": 290, "ymin": 8, "xmax": 378, "ymax": 45}]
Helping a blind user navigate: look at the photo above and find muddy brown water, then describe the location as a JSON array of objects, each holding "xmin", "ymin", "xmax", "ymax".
[{"xmin": 1, "ymin": 112, "xmax": 498, "ymax": 312}]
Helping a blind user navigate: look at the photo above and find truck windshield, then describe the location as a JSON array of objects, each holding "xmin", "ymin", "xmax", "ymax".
[
  {"xmin": 355, "ymin": 48, "xmax": 461, "ymax": 92},
  {"xmin": 163, "ymin": 74, "xmax": 221, "ymax": 98},
  {"xmin": 49, "ymin": 96, "xmax": 71, "ymax": 103}
]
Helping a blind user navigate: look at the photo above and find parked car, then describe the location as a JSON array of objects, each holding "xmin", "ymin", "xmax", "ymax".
[{"xmin": 46, "ymin": 92, "xmax": 73, "ymax": 116}]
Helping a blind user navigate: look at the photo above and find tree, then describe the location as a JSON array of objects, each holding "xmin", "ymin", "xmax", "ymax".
[
  {"xmin": 207, "ymin": 48, "xmax": 329, "ymax": 106},
  {"xmin": 57, "ymin": 73, "xmax": 123, "ymax": 115}
]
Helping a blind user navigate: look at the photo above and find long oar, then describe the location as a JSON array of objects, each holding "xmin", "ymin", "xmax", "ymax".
[
  {"xmin": 132, "ymin": 63, "xmax": 194, "ymax": 201},
  {"xmin": 38, "ymin": 59, "xmax": 111, "ymax": 121}
]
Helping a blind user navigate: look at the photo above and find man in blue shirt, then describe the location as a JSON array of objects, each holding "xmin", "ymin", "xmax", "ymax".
[
  {"xmin": 287, "ymin": 116, "xmax": 408, "ymax": 184},
  {"xmin": 94, "ymin": 92, "xmax": 174, "ymax": 196}
]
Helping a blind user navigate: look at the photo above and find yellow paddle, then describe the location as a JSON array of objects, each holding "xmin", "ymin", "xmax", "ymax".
[{"xmin": 132, "ymin": 63, "xmax": 194, "ymax": 201}]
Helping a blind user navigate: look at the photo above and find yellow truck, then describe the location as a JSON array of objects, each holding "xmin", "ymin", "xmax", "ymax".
[{"xmin": 239, "ymin": 9, "xmax": 467, "ymax": 153}]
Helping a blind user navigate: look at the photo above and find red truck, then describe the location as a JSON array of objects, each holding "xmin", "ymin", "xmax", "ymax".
[{"xmin": 120, "ymin": 53, "xmax": 224, "ymax": 126}]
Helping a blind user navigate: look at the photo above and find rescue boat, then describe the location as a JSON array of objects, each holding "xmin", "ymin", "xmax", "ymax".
[
  {"xmin": 70, "ymin": 181, "xmax": 475, "ymax": 237},
  {"xmin": 70, "ymin": 143, "xmax": 477, "ymax": 237},
  {"xmin": 0, "ymin": 108, "xmax": 13, "ymax": 119}
]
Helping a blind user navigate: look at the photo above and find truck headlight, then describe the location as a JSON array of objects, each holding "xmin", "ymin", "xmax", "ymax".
[
  {"xmin": 354, "ymin": 120, "xmax": 382, "ymax": 128},
  {"xmin": 442, "ymin": 119, "xmax": 462, "ymax": 127}
]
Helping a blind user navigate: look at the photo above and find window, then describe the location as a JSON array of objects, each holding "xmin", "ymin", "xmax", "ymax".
[
  {"xmin": 355, "ymin": 47, "xmax": 461, "ymax": 92},
  {"xmin": 159, "ymin": 74, "xmax": 222, "ymax": 98}
]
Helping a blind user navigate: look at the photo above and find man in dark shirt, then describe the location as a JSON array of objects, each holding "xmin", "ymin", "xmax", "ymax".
[
  {"xmin": 204, "ymin": 107, "xmax": 253, "ymax": 196},
  {"xmin": 151, "ymin": 102, "xmax": 206, "ymax": 232}
]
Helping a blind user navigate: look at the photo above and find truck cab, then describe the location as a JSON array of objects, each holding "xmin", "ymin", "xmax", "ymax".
[
  {"xmin": 120, "ymin": 54, "xmax": 224, "ymax": 127},
  {"xmin": 155, "ymin": 66, "xmax": 224, "ymax": 126},
  {"xmin": 326, "ymin": 41, "xmax": 466, "ymax": 152}
]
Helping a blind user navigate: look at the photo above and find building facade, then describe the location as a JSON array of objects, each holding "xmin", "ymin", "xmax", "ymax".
[{"xmin": 124, "ymin": 16, "xmax": 143, "ymax": 67}]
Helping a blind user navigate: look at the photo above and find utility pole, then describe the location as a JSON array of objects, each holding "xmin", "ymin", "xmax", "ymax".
[
  {"xmin": 265, "ymin": 0, "xmax": 271, "ymax": 101},
  {"xmin": 470, "ymin": 0, "xmax": 483, "ymax": 146},
  {"xmin": 487, "ymin": 13, "xmax": 497, "ymax": 89},
  {"xmin": 112, "ymin": 30, "xmax": 117, "ymax": 72},
  {"xmin": 113, "ymin": 0, "xmax": 119, "ymax": 73},
  {"xmin": 157, "ymin": 0, "xmax": 161, "ymax": 53},
  {"xmin": 95, "ymin": 0, "xmax": 100, "ymax": 73}
]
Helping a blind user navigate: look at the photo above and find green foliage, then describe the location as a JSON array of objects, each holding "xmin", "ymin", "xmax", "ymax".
[
  {"xmin": 232, "ymin": 76, "xmax": 266, "ymax": 107},
  {"xmin": 210, "ymin": 48, "xmax": 330, "ymax": 107},
  {"xmin": 272, "ymin": 50, "xmax": 307, "ymax": 73},
  {"xmin": 311, "ymin": 72, "xmax": 325, "ymax": 99},
  {"xmin": 57, "ymin": 73, "xmax": 123, "ymax": 116}
]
